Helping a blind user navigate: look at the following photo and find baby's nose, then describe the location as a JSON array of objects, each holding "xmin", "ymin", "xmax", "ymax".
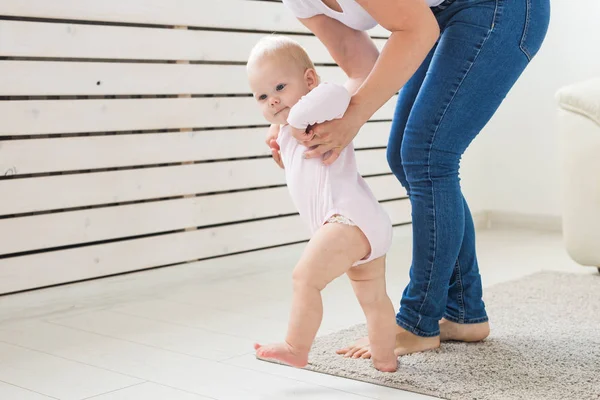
[{"xmin": 269, "ymin": 96, "xmax": 280, "ymax": 106}]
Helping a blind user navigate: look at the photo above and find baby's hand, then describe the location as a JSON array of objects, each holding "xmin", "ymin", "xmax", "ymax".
[
  {"xmin": 265, "ymin": 123, "xmax": 280, "ymax": 146},
  {"xmin": 265, "ymin": 124, "xmax": 284, "ymax": 169}
]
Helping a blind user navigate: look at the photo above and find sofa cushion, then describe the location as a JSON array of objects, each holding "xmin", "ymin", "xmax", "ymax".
[{"xmin": 556, "ymin": 77, "xmax": 600, "ymax": 127}]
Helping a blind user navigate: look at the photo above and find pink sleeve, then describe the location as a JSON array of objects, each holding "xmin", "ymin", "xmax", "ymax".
[{"xmin": 286, "ymin": 83, "xmax": 351, "ymax": 130}]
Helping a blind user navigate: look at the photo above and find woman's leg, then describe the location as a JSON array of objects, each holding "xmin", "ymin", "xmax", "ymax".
[
  {"xmin": 440, "ymin": 196, "xmax": 490, "ymax": 342},
  {"xmin": 339, "ymin": 6, "xmax": 487, "ymax": 359},
  {"xmin": 396, "ymin": 0, "xmax": 550, "ymax": 342},
  {"xmin": 388, "ymin": 14, "xmax": 488, "ymax": 345},
  {"xmin": 386, "ymin": 45, "xmax": 436, "ymax": 194}
]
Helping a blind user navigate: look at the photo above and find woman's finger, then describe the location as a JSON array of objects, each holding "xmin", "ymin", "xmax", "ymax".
[
  {"xmin": 289, "ymin": 126, "xmax": 315, "ymax": 142},
  {"xmin": 289, "ymin": 126, "xmax": 304, "ymax": 141},
  {"xmin": 301, "ymin": 134, "xmax": 330, "ymax": 148},
  {"xmin": 322, "ymin": 148, "xmax": 341, "ymax": 166},
  {"xmin": 303, "ymin": 143, "xmax": 333, "ymax": 159}
]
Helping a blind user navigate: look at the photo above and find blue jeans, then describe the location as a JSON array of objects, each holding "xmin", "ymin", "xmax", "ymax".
[{"xmin": 387, "ymin": 0, "xmax": 550, "ymax": 337}]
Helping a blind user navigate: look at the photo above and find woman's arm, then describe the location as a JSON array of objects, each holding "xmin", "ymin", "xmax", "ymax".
[
  {"xmin": 298, "ymin": 0, "xmax": 440, "ymax": 164},
  {"xmin": 350, "ymin": 0, "xmax": 440, "ymax": 123},
  {"xmin": 299, "ymin": 15, "xmax": 379, "ymax": 96}
]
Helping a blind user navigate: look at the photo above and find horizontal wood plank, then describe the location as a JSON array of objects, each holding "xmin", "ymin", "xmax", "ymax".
[
  {"xmin": 0, "ymin": 122, "xmax": 392, "ymax": 176},
  {"xmin": 0, "ymin": 177, "xmax": 407, "ymax": 255},
  {"xmin": 0, "ymin": 214, "xmax": 308, "ymax": 294},
  {"xmin": 0, "ymin": 149, "xmax": 391, "ymax": 215},
  {"xmin": 0, "ymin": 1, "xmax": 398, "ymax": 295},
  {"xmin": 0, "ymin": 20, "xmax": 385, "ymax": 63},
  {"xmin": 0, "ymin": 200, "xmax": 410, "ymax": 294},
  {"xmin": 0, "ymin": 0, "xmax": 390, "ymax": 37},
  {"xmin": 0, "ymin": 96, "xmax": 396, "ymax": 136},
  {"xmin": 0, "ymin": 61, "xmax": 348, "ymax": 96}
]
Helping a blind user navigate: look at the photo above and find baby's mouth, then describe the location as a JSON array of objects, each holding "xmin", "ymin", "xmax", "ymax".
[{"xmin": 274, "ymin": 107, "xmax": 288, "ymax": 116}]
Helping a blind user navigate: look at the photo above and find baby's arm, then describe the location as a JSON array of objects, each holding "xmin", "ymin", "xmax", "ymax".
[{"xmin": 287, "ymin": 83, "xmax": 351, "ymax": 132}]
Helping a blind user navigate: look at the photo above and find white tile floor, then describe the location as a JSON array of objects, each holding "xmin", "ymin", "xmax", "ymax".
[{"xmin": 0, "ymin": 226, "xmax": 595, "ymax": 400}]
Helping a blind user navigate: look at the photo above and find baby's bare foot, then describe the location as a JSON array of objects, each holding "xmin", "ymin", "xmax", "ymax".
[
  {"xmin": 372, "ymin": 356, "xmax": 398, "ymax": 372},
  {"xmin": 439, "ymin": 318, "xmax": 490, "ymax": 342},
  {"xmin": 254, "ymin": 342, "xmax": 308, "ymax": 368},
  {"xmin": 336, "ymin": 336, "xmax": 371, "ymax": 359},
  {"xmin": 336, "ymin": 339, "xmax": 396, "ymax": 371},
  {"xmin": 337, "ymin": 326, "xmax": 440, "ymax": 359}
]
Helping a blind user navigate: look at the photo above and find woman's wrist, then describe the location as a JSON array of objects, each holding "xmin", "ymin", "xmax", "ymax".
[
  {"xmin": 341, "ymin": 100, "xmax": 368, "ymax": 142},
  {"xmin": 348, "ymin": 96, "xmax": 373, "ymax": 128}
]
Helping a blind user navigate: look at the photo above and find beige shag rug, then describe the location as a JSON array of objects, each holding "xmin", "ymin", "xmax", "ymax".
[{"xmin": 271, "ymin": 272, "xmax": 600, "ymax": 400}]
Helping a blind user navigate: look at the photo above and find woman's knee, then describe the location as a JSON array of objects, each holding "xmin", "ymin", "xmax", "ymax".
[
  {"xmin": 401, "ymin": 144, "xmax": 460, "ymax": 183},
  {"xmin": 386, "ymin": 142, "xmax": 401, "ymax": 171},
  {"xmin": 386, "ymin": 145, "xmax": 409, "ymax": 189}
]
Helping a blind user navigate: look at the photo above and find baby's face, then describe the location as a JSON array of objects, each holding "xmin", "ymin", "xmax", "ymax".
[{"xmin": 248, "ymin": 56, "xmax": 314, "ymax": 125}]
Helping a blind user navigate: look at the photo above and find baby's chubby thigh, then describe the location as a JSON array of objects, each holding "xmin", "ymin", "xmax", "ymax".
[
  {"xmin": 333, "ymin": 200, "xmax": 392, "ymax": 267},
  {"xmin": 324, "ymin": 214, "xmax": 372, "ymax": 261},
  {"xmin": 292, "ymin": 221, "xmax": 370, "ymax": 293}
]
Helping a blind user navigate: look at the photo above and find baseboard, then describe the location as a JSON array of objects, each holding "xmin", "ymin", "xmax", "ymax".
[
  {"xmin": 474, "ymin": 210, "xmax": 562, "ymax": 232},
  {"xmin": 472, "ymin": 211, "xmax": 491, "ymax": 231}
]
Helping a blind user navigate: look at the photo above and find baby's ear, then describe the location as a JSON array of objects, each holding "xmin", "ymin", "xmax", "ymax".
[{"xmin": 304, "ymin": 68, "xmax": 319, "ymax": 89}]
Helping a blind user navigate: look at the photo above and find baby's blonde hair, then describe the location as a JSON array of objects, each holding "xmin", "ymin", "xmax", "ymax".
[{"xmin": 247, "ymin": 35, "xmax": 318, "ymax": 78}]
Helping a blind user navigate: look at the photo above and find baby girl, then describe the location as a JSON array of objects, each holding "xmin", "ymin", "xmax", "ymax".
[{"xmin": 247, "ymin": 35, "xmax": 397, "ymax": 372}]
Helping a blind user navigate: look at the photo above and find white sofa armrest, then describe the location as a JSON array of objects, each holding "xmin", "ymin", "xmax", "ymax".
[{"xmin": 556, "ymin": 78, "xmax": 600, "ymax": 269}]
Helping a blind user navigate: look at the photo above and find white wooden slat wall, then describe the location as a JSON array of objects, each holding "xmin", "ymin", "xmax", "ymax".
[{"xmin": 0, "ymin": 0, "xmax": 408, "ymax": 295}]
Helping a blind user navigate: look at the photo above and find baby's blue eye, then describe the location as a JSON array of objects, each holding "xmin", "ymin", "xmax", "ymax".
[
  {"xmin": 276, "ymin": 84, "xmax": 286, "ymax": 91},
  {"xmin": 258, "ymin": 94, "xmax": 267, "ymax": 100}
]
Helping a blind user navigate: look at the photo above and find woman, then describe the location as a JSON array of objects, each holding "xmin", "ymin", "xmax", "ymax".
[{"xmin": 266, "ymin": 0, "xmax": 550, "ymax": 357}]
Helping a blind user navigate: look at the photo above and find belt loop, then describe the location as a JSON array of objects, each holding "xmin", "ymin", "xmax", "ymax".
[{"xmin": 431, "ymin": 0, "xmax": 456, "ymax": 13}]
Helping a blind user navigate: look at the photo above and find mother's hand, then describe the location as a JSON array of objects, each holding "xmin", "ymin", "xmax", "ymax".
[{"xmin": 290, "ymin": 105, "xmax": 364, "ymax": 166}]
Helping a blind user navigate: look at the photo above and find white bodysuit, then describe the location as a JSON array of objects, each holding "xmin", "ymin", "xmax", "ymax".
[
  {"xmin": 277, "ymin": 83, "xmax": 393, "ymax": 266},
  {"xmin": 282, "ymin": 0, "xmax": 444, "ymax": 31}
]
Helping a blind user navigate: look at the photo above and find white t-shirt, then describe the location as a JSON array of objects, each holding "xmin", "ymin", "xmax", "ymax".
[{"xmin": 282, "ymin": 0, "xmax": 444, "ymax": 31}]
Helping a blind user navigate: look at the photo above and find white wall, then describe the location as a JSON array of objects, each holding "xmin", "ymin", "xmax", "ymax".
[{"xmin": 461, "ymin": 0, "xmax": 600, "ymax": 220}]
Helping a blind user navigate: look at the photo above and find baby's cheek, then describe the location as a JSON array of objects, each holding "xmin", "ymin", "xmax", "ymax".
[{"xmin": 263, "ymin": 111, "xmax": 278, "ymax": 125}]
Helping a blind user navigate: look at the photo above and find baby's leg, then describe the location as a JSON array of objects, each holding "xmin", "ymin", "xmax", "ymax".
[
  {"xmin": 346, "ymin": 256, "xmax": 398, "ymax": 372},
  {"xmin": 254, "ymin": 221, "xmax": 370, "ymax": 368}
]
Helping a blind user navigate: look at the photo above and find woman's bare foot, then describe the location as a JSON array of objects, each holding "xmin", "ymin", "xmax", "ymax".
[
  {"xmin": 393, "ymin": 326, "xmax": 440, "ymax": 356},
  {"xmin": 336, "ymin": 326, "xmax": 440, "ymax": 359},
  {"xmin": 439, "ymin": 318, "xmax": 490, "ymax": 342},
  {"xmin": 254, "ymin": 342, "xmax": 308, "ymax": 368}
]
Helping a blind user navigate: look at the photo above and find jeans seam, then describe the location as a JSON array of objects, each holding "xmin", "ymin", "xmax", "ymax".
[
  {"xmin": 519, "ymin": 0, "xmax": 533, "ymax": 61},
  {"xmin": 443, "ymin": 314, "xmax": 489, "ymax": 324},
  {"xmin": 414, "ymin": 166, "xmax": 436, "ymax": 331},
  {"xmin": 455, "ymin": 260, "xmax": 465, "ymax": 322},
  {"xmin": 397, "ymin": 317, "xmax": 440, "ymax": 337},
  {"xmin": 413, "ymin": 0, "xmax": 499, "ymax": 331}
]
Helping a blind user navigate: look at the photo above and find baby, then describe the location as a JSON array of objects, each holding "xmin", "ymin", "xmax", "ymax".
[{"xmin": 247, "ymin": 35, "xmax": 397, "ymax": 372}]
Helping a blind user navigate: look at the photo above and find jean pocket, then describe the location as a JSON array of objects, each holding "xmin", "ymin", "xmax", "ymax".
[{"xmin": 519, "ymin": 0, "xmax": 551, "ymax": 61}]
